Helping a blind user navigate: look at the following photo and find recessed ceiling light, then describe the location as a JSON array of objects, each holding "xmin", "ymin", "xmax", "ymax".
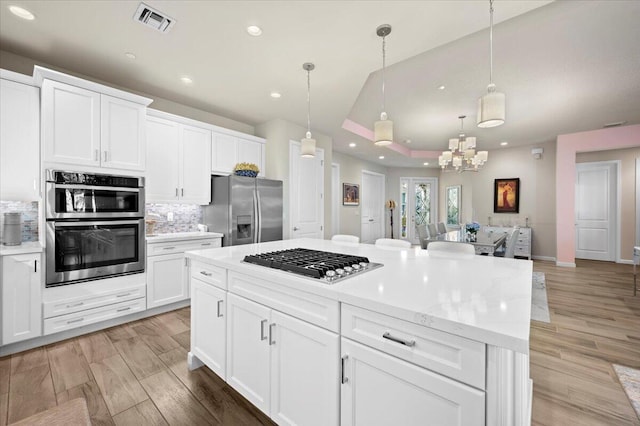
[
  {"xmin": 270, "ymin": 91, "xmax": 281, "ymax": 98},
  {"xmin": 379, "ymin": 156, "xmax": 385, "ymax": 160},
  {"xmin": 180, "ymin": 76, "xmax": 193, "ymax": 85},
  {"xmin": 9, "ymin": 5, "xmax": 35, "ymax": 20},
  {"xmin": 246, "ymin": 25, "xmax": 262, "ymax": 36},
  {"xmin": 124, "ymin": 52, "xmax": 136, "ymax": 60},
  {"xmin": 438, "ymin": 85, "xmax": 445, "ymax": 90},
  {"xmin": 500, "ymin": 141, "xmax": 508, "ymax": 146},
  {"xmin": 349, "ymin": 143, "xmax": 356, "ymax": 148},
  {"xmin": 423, "ymin": 162, "xmax": 429, "ymax": 166}
]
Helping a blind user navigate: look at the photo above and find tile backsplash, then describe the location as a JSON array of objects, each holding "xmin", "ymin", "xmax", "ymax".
[
  {"xmin": 145, "ymin": 204, "xmax": 203, "ymax": 234},
  {"xmin": 0, "ymin": 201, "xmax": 39, "ymax": 243}
]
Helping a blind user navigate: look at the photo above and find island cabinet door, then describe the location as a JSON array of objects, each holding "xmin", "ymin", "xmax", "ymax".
[
  {"xmin": 226, "ymin": 293, "xmax": 271, "ymax": 415},
  {"xmin": 191, "ymin": 278, "xmax": 226, "ymax": 379},
  {"xmin": 270, "ymin": 310, "xmax": 339, "ymax": 426},
  {"xmin": 341, "ymin": 338, "xmax": 485, "ymax": 426}
]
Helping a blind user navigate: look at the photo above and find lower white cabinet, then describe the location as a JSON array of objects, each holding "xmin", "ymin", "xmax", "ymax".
[
  {"xmin": 1, "ymin": 253, "xmax": 42, "ymax": 345},
  {"xmin": 191, "ymin": 277, "xmax": 226, "ymax": 378},
  {"xmin": 226, "ymin": 292, "xmax": 339, "ymax": 425},
  {"xmin": 340, "ymin": 338, "xmax": 485, "ymax": 426},
  {"xmin": 147, "ymin": 253, "xmax": 188, "ymax": 309}
]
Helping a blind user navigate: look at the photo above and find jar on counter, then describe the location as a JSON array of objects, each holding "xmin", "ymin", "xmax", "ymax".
[{"xmin": 2, "ymin": 212, "xmax": 22, "ymax": 246}]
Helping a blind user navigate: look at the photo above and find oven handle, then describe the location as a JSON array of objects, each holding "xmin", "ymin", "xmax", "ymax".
[
  {"xmin": 48, "ymin": 183, "xmax": 141, "ymax": 192},
  {"xmin": 49, "ymin": 219, "xmax": 144, "ymax": 227}
]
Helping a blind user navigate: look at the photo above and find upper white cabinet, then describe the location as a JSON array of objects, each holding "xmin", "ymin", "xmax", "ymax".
[
  {"xmin": 0, "ymin": 75, "xmax": 40, "ymax": 201},
  {"xmin": 1, "ymin": 252, "xmax": 42, "ymax": 345},
  {"xmin": 211, "ymin": 131, "xmax": 265, "ymax": 176},
  {"xmin": 36, "ymin": 66, "xmax": 152, "ymax": 173},
  {"xmin": 146, "ymin": 112, "xmax": 212, "ymax": 204}
]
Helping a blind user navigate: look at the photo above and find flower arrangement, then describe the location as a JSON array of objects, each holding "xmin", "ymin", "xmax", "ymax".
[
  {"xmin": 465, "ymin": 222, "xmax": 480, "ymax": 234},
  {"xmin": 233, "ymin": 162, "xmax": 260, "ymax": 178}
]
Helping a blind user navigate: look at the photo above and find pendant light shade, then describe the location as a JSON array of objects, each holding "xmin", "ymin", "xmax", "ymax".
[
  {"xmin": 477, "ymin": 0, "xmax": 505, "ymax": 128},
  {"xmin": 374, "ymin": 24, "xmax": 393, "ymax": 146},
  {"xmin": 301, "ymin": 62, "xmax": 316, "ymax": 158}
]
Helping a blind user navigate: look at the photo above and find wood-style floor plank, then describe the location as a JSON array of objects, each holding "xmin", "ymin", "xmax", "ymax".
[
  {"xmin": 0, "ymin": 391, "xmax": 7, "ymax": 426},
  {"xmin": 149, "ymin": 311, "xmax": 189, "ymax": 336},
  {"xmin": 104, "ymin": 324, "xmax": 138, "ymax": 343},
  {"xmin": 174, "ymin": 307, "xmax": 191, "ymax": 324},
  {"xmin": 47, "ymin": 340, "xmax": 93, "ymax": 394},
  {"xmin": 56, "ymin": 380, "xmax": 114, "ymax": 426},
  {"xmin": 7, "ymin": 364, "xmax": 56, "ymax": 424},
  {"xmin": 131, "ymin": 320, "xmax": 180, "ymax": 355},
  {"xmin": 171, "ymin": 330, "xmax": 191, "ymax": 351},
  {"xmin": 89, "ymin": 354, "xmax": 148, "ymax": 416},
  {"xmin": 0, "ymin": 357, "xmax": 9, "ymax": 395},
  {"xmin": 113, "ymin": 337, "xmax": 166, "ymax": 380},
  {"xmin": 77, "ymin": 332, "xmax": 118, "ymax": 364},
  {"xmin": 9, "ymin": 347, "xmax": 48, "ymax": 375},
  {"xmin": 139, "ymin": 369, "xmax": 217, "ymax": 426},
  {"xmin": 112, "ymin": 399, "xmax": 168, "ymax": 426}
]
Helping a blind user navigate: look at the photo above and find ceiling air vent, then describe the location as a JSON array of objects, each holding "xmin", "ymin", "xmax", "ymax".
[{"xmin": 133, "ymin": 3, "xmax": 176, "ymax": 34}]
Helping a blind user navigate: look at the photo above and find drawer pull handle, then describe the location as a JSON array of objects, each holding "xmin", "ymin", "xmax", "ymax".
[
  {"xmin": 67, "ymin": 318, "xmax": 84, "ymax": 324},
  {"xmin": 200, "ymin": 271, "xmax": 213, "ymax": 277},
  {"xmin": 201, "ymin": 243, "xmax": 212, "ymax": 246},
  {"xmin": 341, "ymin": 355, "xmax": 349, "ymax": 384},
  {"xmin": 382, "ymin": 332, "xmax": 416, "ymax": 347},
  {"xmin": 163, "ymin": 246, "xmax": 176, "ymax": 250},
  {"xmin": 260, "ymin": 319, "xmax": 268, "ymax": 341},
  {"xmin": 217, "ymin": 300, "xmax": 224, "ymax": 317},
  {"xmin": 116, "ymin": 293, "xmax": 131, "ymax": 298},
  {"xmin": 117, "ymin": 307, "xmax": 131, "ymax": 312},
  {"xmin": 66, "ymin": 302, "xmax": 84, "ymax": 308}
]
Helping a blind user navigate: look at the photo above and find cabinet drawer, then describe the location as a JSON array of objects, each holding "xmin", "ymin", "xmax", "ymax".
[
  {"xmin": 229, "ymin": 271, "xmax": 339, "ymax": 332},
  {"xmin": 514, "ymin": 245, "xmax": 530, "ymax": 256},
  {"xmin": 44, "ymin": 297, "xmax": 145, "ymax": 335},
  {"xmin": 43, "ymin": 283, "xmax": 145, "ymax": 318},
  {"xmin": 147, "ymin": 238, "xmax": 221, "ymax": 256},
  {"xmin": 190, "ymin": 260, "xmax": 226, "ymax": 290},
  {"xmin": 341, "ymin": 304, "xmax": 486, "ymax": 389}
]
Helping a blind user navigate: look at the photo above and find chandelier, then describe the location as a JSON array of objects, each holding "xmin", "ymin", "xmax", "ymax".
[{"xmin": 439, "ymin": 115, "xmax": 488, "ymax": 172}]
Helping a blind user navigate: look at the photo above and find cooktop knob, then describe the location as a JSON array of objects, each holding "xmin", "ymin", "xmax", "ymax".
[
  {"xmin": 325, "ymin": 270, "xmax": 336, "ymax": 280},
  {"xmin": 359, "ymin": 262, "xmax": 368, "ymax": 269},
  {"xmin": 344, "ymin": 266, "xmax": 353, "ymax": 274},
  {"xmin": 352, "ymin": 264, "xmax": 361, "ymax": 271},
  {"xmin": 336, "ymin": 268, "xmax": 345, "ymax": 276}
]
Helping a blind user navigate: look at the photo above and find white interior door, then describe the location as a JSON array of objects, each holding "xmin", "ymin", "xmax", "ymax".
[
  {"xmin": 289, "ymin": 142, "xmax": 324, "ymax": 239},
  {"xmin": 332, "ymin": 163, "xmax": 340, "ymax": 237},
  {"xmin": 361, "ymin": 171, "xmax": 385, "ymax": 244},
  {"xmin": 575, "ymin": 162, "xmax": 617, "ymax": 261},
  {"xmin": 400, "ymin": 178, "xmax": 438, "ymax": 244}
]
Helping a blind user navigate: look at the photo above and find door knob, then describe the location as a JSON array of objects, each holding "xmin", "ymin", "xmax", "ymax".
[{"xmin": 293, "ymin": 227, "xmax": 300, "ymax": 231}]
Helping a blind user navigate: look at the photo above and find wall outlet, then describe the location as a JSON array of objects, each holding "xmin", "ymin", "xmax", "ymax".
[{"xmin": 167, "ymin": 212, "xmax": 174, "ymax": 222}]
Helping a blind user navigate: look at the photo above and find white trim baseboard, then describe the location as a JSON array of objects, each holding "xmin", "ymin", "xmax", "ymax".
[
  {"xmin": 532, "ymin": 256, "xmax": 556, "ymax": 262},
  {"xmin": 618, "ymin": 259, "xmax": 634, "ymax": 265},
  {"xmin": 556, "ymin": 261, "xmax": 576, "ymax": 268}
]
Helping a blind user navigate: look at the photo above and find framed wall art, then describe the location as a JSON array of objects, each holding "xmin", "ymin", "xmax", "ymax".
[
  {"xmin": 343, "ymin": 183, "xmax": 359, "ymax": 206},
  {"xmin": 494, "ymin": 178, "xmax": 520, "ymax": 213}
]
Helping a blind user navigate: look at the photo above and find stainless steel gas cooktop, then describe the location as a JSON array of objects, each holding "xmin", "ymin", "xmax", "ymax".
[{"xmin": 242, "ymin": 248, "xmax": 382, "ymax": 284}]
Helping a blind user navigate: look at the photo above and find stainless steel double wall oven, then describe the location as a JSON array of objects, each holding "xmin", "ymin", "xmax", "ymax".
[{"xmin": 45, "ymin": 170, "xmax": 145, "ymax": 287}]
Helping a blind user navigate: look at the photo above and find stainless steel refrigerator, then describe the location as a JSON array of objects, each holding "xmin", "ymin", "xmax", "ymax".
[{"xmin": 203, "ymin": 175, "xmax": 283, "ymax": 246}]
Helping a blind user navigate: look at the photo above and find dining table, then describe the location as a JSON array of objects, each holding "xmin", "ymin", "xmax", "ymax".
[{"xmin": 429, "ymin": 229, "xmax": 508, "ymax": 256}]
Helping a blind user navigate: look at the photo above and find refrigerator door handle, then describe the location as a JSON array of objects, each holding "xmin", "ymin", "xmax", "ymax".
[
  {"xmin": 253, "ymin": 189, "xmax": 258, "ymax": 243},
  {"xmin": 256, "ymin": 188, "xmax": 263, "ymax": 242}
]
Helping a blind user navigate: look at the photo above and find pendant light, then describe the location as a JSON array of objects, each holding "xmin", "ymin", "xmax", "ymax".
[
  {"xmin": 301, "ymin": 62, "xmax": 316, "ymax": 158},
  {"xmin": 477, "ymin": 0, "xmax": 505, "ymax": 128},
  {"xmin": 374, "ymin": 24, "xmax": 393, "ymax": 146}
]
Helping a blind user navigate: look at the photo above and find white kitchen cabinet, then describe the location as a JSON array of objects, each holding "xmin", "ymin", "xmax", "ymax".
[
  {"xmin": 211, "ymin": 131, "xmax": 265, "ymax": 176},
  {"xmin": 226, "ymin": 292, "xmax": 339, "ymax": 424},
  {"xmin": 42, "ymin": 79, "xmax": 147, "ymax": 171},
  {"xmin": 146, "ymin": 252, "xmax": 188, "ymax": 309},
  {"xmin": 146, "ymin": 115, "xmax": 211, "ymax": 204},
  {"xmin": 341, "ymin": 338, "xmax": 485, "ymax": 426},
  {"xmin": 147, "ymin": 236, "xmax": 221, "ymax": 309},
  {"xmin": 1, "ymin": 252, "xmax": 42, "ymax": 345},
  {"xmin": 191, "ymin": 277, "xmax": 226, "ymax": 378},
  {"xmin": 0, "ymin": 77, "xmax": 40, "ymax": 201}
]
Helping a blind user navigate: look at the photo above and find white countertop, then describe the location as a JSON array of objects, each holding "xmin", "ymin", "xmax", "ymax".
[
  {"xmin": 186, "ymin": 238, "xmax": 533, "ymax": 354},
  {"xmin": 146, "ymin": 231, "xmax": 223, "ymax": 244},
  {"xmin": 0, "ymin": 241, "xmax": 43, "ymax": 256}
]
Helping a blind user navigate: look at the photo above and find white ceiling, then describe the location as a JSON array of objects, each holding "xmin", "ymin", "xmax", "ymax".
[{"xmin": 1, "ymin": 1, "xmax": 638, "ymax": 168}]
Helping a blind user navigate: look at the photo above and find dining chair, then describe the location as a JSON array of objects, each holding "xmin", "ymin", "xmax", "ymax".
[
  {"xmin": 437, "ymin": 222, "xmax": 447, "ymax": 235},
  {"xmin": 331, "ymin": 234, "xmax": 360, "ymax": 243},
  {"xmin": 428, "ymin": 223, "xmax": 438, "ymax": 237},
  {"xmin": 375, "ymin": 238, "xmax": 411, "ymax": 249},
  {"xmin": 495, "ymin": 227, "xmax": 520, "ymax": 258},
  {"xmin": 416, "ymin": 224, "xmax": 430, "ymax": 249},
  {"xmin": 427, "ymin": 241, "xmax": 475, "ymax": 256}
]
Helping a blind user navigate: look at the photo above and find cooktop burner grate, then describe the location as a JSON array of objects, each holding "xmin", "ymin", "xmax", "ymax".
[{"xmin": 242, "ymin": 248, "xmax": 382, "ymax": 283}]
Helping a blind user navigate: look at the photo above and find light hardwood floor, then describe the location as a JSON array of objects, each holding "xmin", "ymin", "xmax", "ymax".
[{"xmin": 0, "ymin": 260, "xmax": 638, "ymax": 425}]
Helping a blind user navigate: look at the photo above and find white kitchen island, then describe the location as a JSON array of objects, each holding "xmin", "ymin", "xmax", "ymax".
[{"xmin": 185, "ymin": 238, "xmax": 533, "ymax": 426}]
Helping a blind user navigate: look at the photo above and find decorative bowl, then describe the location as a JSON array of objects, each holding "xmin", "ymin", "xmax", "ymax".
[{"xmin": 234, "ymin": 170, "xmax": 258, "ymax": 178}]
